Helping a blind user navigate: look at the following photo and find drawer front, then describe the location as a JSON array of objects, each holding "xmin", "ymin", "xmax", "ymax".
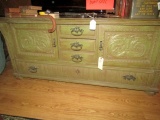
[
  {"xmin": 59, "ymin": 51, "xmax": 97, "ymax": 63},
  {"xmin": 16, "ymin": 61, "xmax": 156, "ymax": 89},
  {"xmin": 103, "ymin": 70, "xmax": 155, "ymax": 87},
  {"xmin": 16, "ymin": 61, "xmax": 59, "ymax": 77},
  {"xmin": 59, "ymin": 39, "xmax": 96, "ymax": 52},
  {"xmin": 15, "ymin": 61, "xmax": 102, "ymax": 80},
  {"xmin": 58, "ymin": 25, "xmax": 96, "ymax": 38}
]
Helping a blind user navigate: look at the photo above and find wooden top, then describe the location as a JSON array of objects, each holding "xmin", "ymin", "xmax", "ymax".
[{"xmin": 0, "ymin": 17, "xmax": 160, "ymax": 25}]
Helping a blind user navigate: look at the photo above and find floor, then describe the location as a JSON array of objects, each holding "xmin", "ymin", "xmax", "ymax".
[{"xmin": 0, "ymin": 62, "xmax": 160, "ymax": 120}]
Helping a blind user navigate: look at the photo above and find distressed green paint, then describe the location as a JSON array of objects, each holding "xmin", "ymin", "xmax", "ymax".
[{"xmin": 0, "ymin": 17, "xmax": 160, "ymax": 94}]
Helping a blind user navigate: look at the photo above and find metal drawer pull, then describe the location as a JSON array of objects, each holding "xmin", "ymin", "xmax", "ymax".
[
  {"xmin": 53, "ymin": 38, "xmax": 56, "ymax": 47},
  {"xmin": 71, "ymin": 55, "xmax": 83, "ymax": 63},
  {"xmin": 70, "ymin": 42, "xmax": 83, "ymax": 51},
  {"xmin": 70, "ymin": 27, "xmax": 84, "ymax": 36},
  {"xmin": 99, "ymin": 41, "xmax": 103, "ymax": 51},
  {"xmin": 123, "ymin": 75, "xmax": 136, "ymax": 81},
  {"xmin": 28, "ymin": 66, "xmax": 38, "ymax": 73}
]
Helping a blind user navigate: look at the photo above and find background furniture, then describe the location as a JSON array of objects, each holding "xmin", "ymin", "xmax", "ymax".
[{"xmin": 0, "ymin": 32, "xmax": 5, "ymax": 74}]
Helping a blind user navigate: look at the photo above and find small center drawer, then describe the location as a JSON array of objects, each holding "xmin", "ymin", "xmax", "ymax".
[
  {"xmin": 58, "ymin": 25, "xmax": 97, "ymax": 38},
  {"xmin": 59, "ymin": 39, "xmax": 96, "ymax": 52},
  {"xmin": 59, "ymin": 51, "xmax": 97, "ymax": 63}
]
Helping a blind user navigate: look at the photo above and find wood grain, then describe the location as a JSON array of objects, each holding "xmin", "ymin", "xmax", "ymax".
[{"xmin": 0, "ymin": 62, "xmax": 160, "ymax": 120}]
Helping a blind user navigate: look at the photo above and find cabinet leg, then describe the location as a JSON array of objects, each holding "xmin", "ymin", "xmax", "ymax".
[{"xmin": 14, "ymin": 74, "xmax": 23, "ymax": 80}]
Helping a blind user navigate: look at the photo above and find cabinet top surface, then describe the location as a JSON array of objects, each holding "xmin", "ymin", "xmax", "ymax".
[{"xmin": 0, "ymin": 17, "xmax": 160, "ymax": 25}]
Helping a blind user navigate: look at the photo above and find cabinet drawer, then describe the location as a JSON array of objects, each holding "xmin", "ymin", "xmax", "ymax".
[
  {"xmin": 15, "ymin": 60, "xmax": 157, "ymax": 90},
  {"xmin": 58, "ymin": 25, "xmax": 96, "ymax": 38},
  {"xmin": 59, "ymin": 51, "xmax": 97, "ymax": 63},
  {"xmin": 16, "ymin": 61, "xmax": 65, "ymax": 77},
  {"xmin": 15, "ymin": 61, "xmax": 104, "ymax": 81},
  {"xmin": 16, "ymin": 61, "xmax": 54, "ymax": 76},
  {"xmin": 59, "ymin": 39, "xmax": 96, "ymax": 52},
  {"xmin": 103, "ymin": 69, "xmax": 155, "ymax": 87}
]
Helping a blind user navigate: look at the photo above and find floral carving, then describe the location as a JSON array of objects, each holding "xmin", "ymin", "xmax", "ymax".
[
  {"xmin": 106, "ymin": 33, "xmax": 153, "ymax": 59},
  {"xmin": 17, "ymin": 30, "xmax": 53, "ymax": 53}
]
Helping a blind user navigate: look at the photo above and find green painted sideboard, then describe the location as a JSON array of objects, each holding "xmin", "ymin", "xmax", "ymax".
[{"xmin": 0, "ymin": 17, "xmax": 160, "ymax": 94}]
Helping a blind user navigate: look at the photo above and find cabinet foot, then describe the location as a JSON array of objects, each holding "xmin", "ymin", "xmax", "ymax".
[
  {"xmin": 145, "ymin": 91, "xmax": 157, "ymax": 96},
  {"xmin": 14, "ymin": 74, "xmax": 23, "ymax": 80}
]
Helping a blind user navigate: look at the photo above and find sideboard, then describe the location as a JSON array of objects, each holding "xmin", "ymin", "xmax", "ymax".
[{"xmin": 0, "ymin": 17, "xmax": 160, "ymax": 94}]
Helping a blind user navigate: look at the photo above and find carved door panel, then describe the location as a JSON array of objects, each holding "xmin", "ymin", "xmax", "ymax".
[
  {"xmin": 99, "ymin": 25, "xmax": 160, "ymax": 68},
  {"xmin": 11, "ymin": 23, "xmax": 57, "ymax": 61}
]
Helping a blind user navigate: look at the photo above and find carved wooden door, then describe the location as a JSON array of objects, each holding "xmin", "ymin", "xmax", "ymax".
[
  {"xmin": 99, "ymin": 25, "xmax": 160, "ymax": 68},
  {"xmin": 11, "ymin": 23, "xmax": 57, "ymax": 61}
]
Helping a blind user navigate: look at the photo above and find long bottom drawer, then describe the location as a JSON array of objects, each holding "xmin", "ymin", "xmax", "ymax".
[{"xmin": 15, "ymin": 61, "xmax": 159, "ymax": 92}]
